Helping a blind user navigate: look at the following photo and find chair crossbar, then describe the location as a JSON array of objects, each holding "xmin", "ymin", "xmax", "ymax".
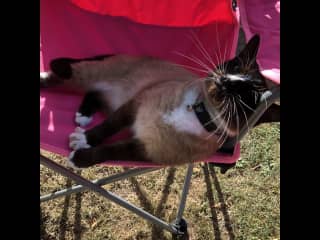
[
  {"xmin": 41, "ymin": 167, "xmax": 160, "ymax": 202},
  {"xmin": 40, "ymin": 155, "xmax": 194, "ymax": 234}
]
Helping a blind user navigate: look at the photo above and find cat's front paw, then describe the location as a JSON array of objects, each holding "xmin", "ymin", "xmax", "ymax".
[
  {"xmin": 67, "ymin": 148, "xmax": 95, "ymax": 170},
  {"xmin": 75, "ymin": 112, "xmax": 93, "ymax": 126},
  {"xmin": 69, "ymin": 127, "xmax": 91, "ymax": 150}
]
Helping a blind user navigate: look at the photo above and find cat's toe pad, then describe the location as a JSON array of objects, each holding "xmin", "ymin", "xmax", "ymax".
[
  {"xmin": 69, "ymin": 127, "xmax": 91, "ymax": 150},
  {"xmin": 75, "ymin": 112, "xmax": 93, "ymax": 126}
]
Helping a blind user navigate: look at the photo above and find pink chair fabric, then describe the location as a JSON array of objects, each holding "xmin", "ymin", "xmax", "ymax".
[{"xmin": 40, "ymin": 0, "xmax": 279, "ymax": 167}]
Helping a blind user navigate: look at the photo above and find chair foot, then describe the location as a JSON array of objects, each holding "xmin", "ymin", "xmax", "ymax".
[{"xmin": 172, "ymin": 218, "xmax": 189, "ymax": 240}]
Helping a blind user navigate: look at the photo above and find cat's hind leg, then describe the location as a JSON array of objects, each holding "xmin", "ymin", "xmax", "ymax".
[
  {"xmin": 70, "ymin": 99, "xmax": 137, "ymax": 150},
  {"xmin": 67, "ymin": 139, "xmax": 148, "ymax": 169},
  {"xmin": 68, "ymin": 100, "xmax": 143, "ymax": 169},
  {"xmin": 75, "ymin": 90, "xmax": 109, "ymax": 126}
]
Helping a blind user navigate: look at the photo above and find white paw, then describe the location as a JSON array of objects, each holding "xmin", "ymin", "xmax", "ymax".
[
  {"xmin": 69, "ymin": 127, "xmax": 91, "ymax": 150},
  {"xmin": 75, "ymin": 112, "xmax": 93, "ymax": 127},
  {"xmin": 66, "ymin": 151, "xmax": 84, "ymax": 170}
]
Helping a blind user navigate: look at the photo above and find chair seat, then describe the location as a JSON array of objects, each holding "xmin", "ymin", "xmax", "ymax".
[{"xmin": 40, "ymin": 88, "xmax": 241, "ymax": 168}]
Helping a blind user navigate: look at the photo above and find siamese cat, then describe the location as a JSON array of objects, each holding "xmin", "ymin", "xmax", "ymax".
[{"xmin": 40, "ymin": 35, "xmax": 280, "ymax": 169}]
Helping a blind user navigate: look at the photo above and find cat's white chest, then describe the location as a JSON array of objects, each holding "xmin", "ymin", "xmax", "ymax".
[{"xmin": 162, "ymin": 89, "xmax": 206, "ymax": 136}]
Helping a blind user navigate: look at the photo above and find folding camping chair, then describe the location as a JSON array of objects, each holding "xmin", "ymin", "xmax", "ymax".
[{"xmin": 40, "ymin": 0, "xmax": 280, "ymax": 237}]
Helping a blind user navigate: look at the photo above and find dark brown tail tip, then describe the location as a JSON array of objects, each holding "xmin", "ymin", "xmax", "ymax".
[{"xmin": 50, "ymin": 58, "xmax": 74, "ymax": 79}]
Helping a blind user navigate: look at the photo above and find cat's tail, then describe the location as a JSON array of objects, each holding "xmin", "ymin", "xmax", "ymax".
[
  {"xmin": 40, "ymin": 72, "xmax": 62, "ymax": 88},
  {"xmin": 40, "ymin": 58, "xmax": 77, "ymax": 88},
  {"xmin": 40, "ymin": 55, "xmax": 114, "ymax": 88}
]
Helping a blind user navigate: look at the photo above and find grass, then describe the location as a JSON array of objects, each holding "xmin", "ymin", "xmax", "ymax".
[{"xmin": 40, "ymin": 122, "xmax": 280, "ymax": 240}]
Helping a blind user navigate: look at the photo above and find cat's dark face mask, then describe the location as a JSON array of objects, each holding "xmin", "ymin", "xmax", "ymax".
[{"xmin": 204, "ymin": 35, "xmax": 269, "ymax": 135}]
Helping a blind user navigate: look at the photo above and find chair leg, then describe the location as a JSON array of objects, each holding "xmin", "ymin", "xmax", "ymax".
[
  {"xmin": 172, "ymin": 163, "xmax": 193, "ymax": 236},
  {"xmin": 40, "ymin": 155, "xmax": 180, "ymax": 234}
]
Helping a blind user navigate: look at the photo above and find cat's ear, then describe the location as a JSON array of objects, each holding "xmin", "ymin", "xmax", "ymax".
[{"xmin": 237, "ymin": 34, "xmax": 260, "ymax": 63}]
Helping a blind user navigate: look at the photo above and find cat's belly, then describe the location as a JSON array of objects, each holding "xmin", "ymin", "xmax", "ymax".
[{"xmin": 132, "ymin": 86, "xmax": 217, "ymax": 164}]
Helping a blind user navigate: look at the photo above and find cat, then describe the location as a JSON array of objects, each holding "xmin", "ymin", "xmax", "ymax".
[{"xmin": 40, "ymin": 35, "xmax": 280, "ymax": 169}]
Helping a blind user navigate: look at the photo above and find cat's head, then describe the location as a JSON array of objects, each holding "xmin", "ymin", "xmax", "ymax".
[{"xmin": 204, "ymin": 35, "xmax": 270, "ymax": 136}]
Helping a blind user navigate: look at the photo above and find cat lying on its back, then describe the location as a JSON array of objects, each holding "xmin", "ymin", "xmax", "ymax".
[{"xmin": 40, "ymin": 35, "xmax": 279, "ymax": 169}]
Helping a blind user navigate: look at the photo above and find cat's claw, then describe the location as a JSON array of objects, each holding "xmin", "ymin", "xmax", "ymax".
[
  {"xmin": 69, "ymin": 127, "xmax": 91, "ymax": 150},
  {"xmin": 75, "ymin": 112, "xmax": 93, "ymax": 126}
]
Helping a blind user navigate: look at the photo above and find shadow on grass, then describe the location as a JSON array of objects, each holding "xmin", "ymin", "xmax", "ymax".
[
  {"xmin": 202, "ymin": 163, "xmax": 235, "ymax": 240},
  {"xmin": 128, "ymin": 168, "xmax": 177, "ymax": 240},
  {"xmin": 73, "ymin": 191, "xmax": 83, "ymax": 240},
  {"xmin": 58, "ymin": 178, "xmax": 72, "ymax": 240},
  {"xmin": 152, "ymin": 168, "xmax": 176, "ymax": 240},
  {"xmin": 209, "ymin": 164, "xmax": 235, "ymax": 240},
  {"xmin": 40, "ymin": 205, "xmax": 55, "ymax": 240},
  {"xmin": 58, "ymin": 170, "xmax": 83, "ymax": 240},
  {"xmin": 202, "ymin": 163, "xmax": 222, "ymax": 240}
]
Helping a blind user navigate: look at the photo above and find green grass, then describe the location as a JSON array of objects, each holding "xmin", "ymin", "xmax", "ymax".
[{"xmin": 40, "ymin": 123, "xmax": 279, "ymax": 240}]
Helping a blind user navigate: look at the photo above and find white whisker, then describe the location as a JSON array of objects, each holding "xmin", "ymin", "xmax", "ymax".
[
  {"xmin": 214, "ymin": 25, "xmax": 223, "ymax": 68},
  {"xmin": 222, "ymin": 38, "xmax": 230, "ymax": 73},
  {"xmin": 172, "ymin": 63, "xmax": 209, "ymax": 74},
  {"xmin": 189, "ymin": 31, "xmax": 217, "ymax": 69},
  {"xmin": 173, "ymin": 51, "xmax": 212, "ymax": 72},
  {"xmin": 214, "ymin": 52, "xmax": 224, "ymax": 74},
  {"xmin": 254, "ymin": 91, "xmax": 258, "ymax": 103},
  {"xmin": 238, "ymin": 102, "xmax": 249, "ymax": 132},
  {"xmin": 184, "ymin": 78, "xmax": 207, "ymax": 88},
  {"xmin": 205, "ymin": 99, "xmax": 230, "ymax": 140},
  {"xmin": 264, "ymin": 97, "xmax": 268, "ymax": 111},
  {"xmin": 237, "ymin": 96, "xmax": 255, "ymax": 112},
  {"xmin": 233, "ymin": 96, "xmax": 240, "ymax": 142},
  {"xmin": 217, "ymin": 100, "xmax": 231, "ymax": 145}
]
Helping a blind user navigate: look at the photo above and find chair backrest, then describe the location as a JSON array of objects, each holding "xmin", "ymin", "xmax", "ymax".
[{"xmin": 40, "ymin": 0, "xmax": 239, "ymax": 76}]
